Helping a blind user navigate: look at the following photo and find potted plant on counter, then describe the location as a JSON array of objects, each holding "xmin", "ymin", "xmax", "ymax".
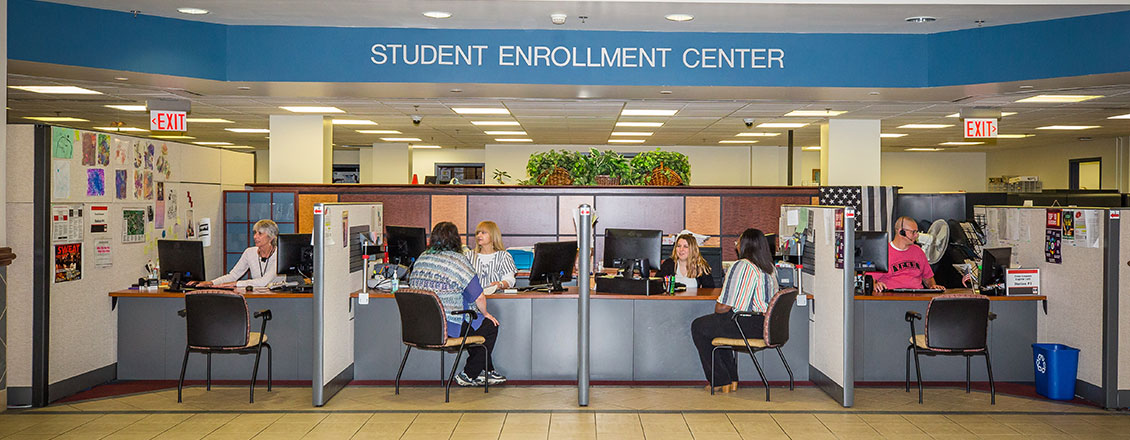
[
  {"xmin": 587, "ymin": 149, "xmax": 630, "ymax": 186},
  {"xmin": 630, "ymin": 148, "xmax": 690, "ymax": 185},
  {"xmin": 525, "ymin": 149, "xmax": 579, "ymax": 185}
]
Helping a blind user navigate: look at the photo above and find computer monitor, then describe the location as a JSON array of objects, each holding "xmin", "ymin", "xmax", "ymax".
[
  {"xmin": 277, "ymin": 233, "xmax": 314, "ymax": 277},
  {"xmin": 604, "ymin": 228, "xmax": 662, "ymax": 272},
  {"xmin": 386, "ymin": 226, "xmax": 427, "ymax": 266},
  {"xmin": 854, "ymin": 231, "xmax": 889, "ymax": 272},
  {"xmin": 764, "ymin": 233, "xmax": 779, "ymax": 256},
  {"xmin": 158, "ymin": 239, "xmax": 205, "ymax": 292},
  {"xmin": 529, "ymin": 240, "xmax": 578, "ymax": 292},
  {"xmin": 980, "ymin": 247, "xmax": 1012, "ymax": 295}
]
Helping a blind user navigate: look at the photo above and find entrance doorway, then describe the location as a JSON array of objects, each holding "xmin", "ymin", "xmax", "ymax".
[{"xmin": 1068, "ymin": 158, "xmax": 1101, "ymax": 190}]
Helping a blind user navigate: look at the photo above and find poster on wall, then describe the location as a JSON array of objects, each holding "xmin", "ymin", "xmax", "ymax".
[
  {"xmin": 342, "ymin": 210, "xmax": 349, "ymax": 248},
  {"xmin": 97, "ymin": 134, "xmax": 111, "ymax": 166},
  {"xmin": 52, "ymin": 127, "xmax": 74, "ymax": 159},
  {"xmin": 86, "ymin": 168, "xmax": 105, "ymax": 197},
  {"xmin": 115, "ymin": 170, "xmax": 128, "ymax": 200},
  {"xmin": 155, "ymin": 200, "xmax": 165, "ymax": 229},
  {"xmin": 185, "ymin": 209, "xmax": 196, "ymax": 238},
  {"xmin": 143, "ymin": 171, "xmax": 154, "ymax": 200},
  {"xmin": 122, "ymin": 208, "xmax": 146, "ymax": 243},
  {"xmin": 1062, "ymin": 210, "xmax": 1075, "ymax": 240},
  {"xmin": 52, "ymin": 160, "xmax": 71, "ymax": 199},
  {"xmin": 94, "ymin": 238, "xmax": 113, "ymax": 268},
  {"xmin": 89, "ymin": 205, "xmax": 110, "ymax": 234},
  {"xmin": 199, "ymin": 217, "xmax": 211, "ymax": 247},
  {"xmin": 113, "ymin": 137, "xmax": 127, "ymax": 166},
  {"xmin": 834, "ymin": 231, "xmax": 845, "ymax": 269},
  {"xmin": 52, "ymin": 204, "xmax": 84, "ymax": 243},
  {"xmin": 132, "ymin": 141, "xmax": 143, "ymax": 168},
  {"xmin": 81, "ymin": 132, "xmax": 96, "ymax": 166},
  {"xmin": 54, "ymin": 242, "xmax": 82, "ymax": 283},
  {"xmin": 144, "ymin": 143, "xmax": 155, "ymax": 170},
  {"xmin": 1045, "ymin": 229, "xmax": 1062, "ymax": 264}
]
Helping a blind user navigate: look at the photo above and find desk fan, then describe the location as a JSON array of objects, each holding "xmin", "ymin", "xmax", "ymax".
[{"xmin": 916, "ymin": 219, "xmax": 951, "ymax": 264}]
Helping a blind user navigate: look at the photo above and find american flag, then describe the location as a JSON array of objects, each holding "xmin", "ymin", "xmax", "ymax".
[{"xmin": 818, "ymin": 186, "xmax": 897, "ymax": 232}]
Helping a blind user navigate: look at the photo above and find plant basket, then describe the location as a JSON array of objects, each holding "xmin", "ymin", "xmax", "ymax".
[
  {"xmin": 539, "ymin": 166, "xmax": 574, "ymax": 185},
  {"xmin": 594, "ymin": 175, "xmax": 620, "ymax": 186},
  {"xmin": 647, "ymin": 163, "xmax": 684, "ymax": 186}
]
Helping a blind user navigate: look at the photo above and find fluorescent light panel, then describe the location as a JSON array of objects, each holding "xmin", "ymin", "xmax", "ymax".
[
  {"xmin": 996, "ymin": 134, "xmax": 1034, "ymax": 139},
  {"xmin": 939, "ymin": 141, "xmax": 983, "ymax": 146},
  {"xmin": 1036, "ymin": 125, "xmax": 1099, "ymax": 130},
  {"xmin": 332, "ymin": 119, "xmax": 377, "ymax": 125},
  {"xmin": 880, "ymin": 133, "xmax": 907, "ymax": 138},
  {"xmin": 906, "ymin": 148, "xmax": 944, "ymax": 151},
  {"xmin": 226, "ymin": 128, "xmax": 270, "ymax": 133},
  {"xmin": 194, "ymin": 142, "xmax": 233, "ymax": 146},
  {"xmin": 615, "ymin": 122, "xmax": 663, "ymax": 127},
  {"xmin": 898, "ymin": 124, "xmax": 953, "ymax": 129},
  {"xmin": 357, "ymin": 129, "xmax": 402, "ymax": 134},
  {"xmin": 1016, "ymin": 95, "xmax": 1102, "ymax": 103},
  {"xmin": 484, "ymin": 131, "xmax": 526, "ymax": 135},
  {"xmin": 784, "ymin": 110, "xmax": 846, "ymax": 117},
  {"xmin": 621, "ymin": 109, "xmax": 678, "ymax": 116},
  {"xmin": 105, "ymin": 104, "xmax": 147, "ymax": 111},
  {"xmin": 757, "ymin": 122, "xmax": 808, "ymax": 128},
  {"xmin": 279, "ymin": 106, "xmax": 344, "ymax": 113},
  {"xmin": 495, "ymin": 138, "xmax": 533, "ymax": 142},
  {"xmin": 423, "ymin": 11, "xmax": 452, "ymax": 18},
  {"xmin": 608, "ymin": 139, "xmax": 645, "ymax": 143},
  {"xmin": 186, "ymin": 118, "xmax": 234, "ymax": 123},
  {"xmin": 411, "ymin": 145, "xmax": 443, "ymax": 149},
  {"xmin": 735, "ymin": 132, "xmax": 780, "ymax": 137},
  {"xmin": 611, "ymin": 132, "xmax": 652, "ymax": 136},
  {"xmin": 151, "ymin": 135, "xmax": 195, "ymax": 140},
  {"xmin": 1108, "ymin": 113, "xmax": 1130, "ymax": 119},
  {"xmin": 453, "ymin": 107, "xmax": 510, "ymax": 115},
  {"xmin": 24, "ymin": 116, "xmax": 88, "ymax": 122},
  {"xmin": 946, "ymin": 112, "xmax": 1016, "ymax": 118},
  {"xmin": 802, "ymin": 146, "xmax": 821, "ymax": 151},
  {"xmin": 471, "ymin": 121, "xmax": 520, "ymax": 126},
  {"xmin": 381, "ymin": 137, "xmax": 422, "ymax": 142},
  {"xmin": 93, "ymin": 126, "xmax": 147, "ymax": 132},
  {"xmin": 718, "ymin": 140, "xmax": 758, "ymax": 144},
  {"xmin": 10, "ymin": 85, "xmax": 102, "ymax": 94}
]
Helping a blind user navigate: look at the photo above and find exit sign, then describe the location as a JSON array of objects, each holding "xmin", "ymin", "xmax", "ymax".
[
  {"xmin": 964, "ymin": 118, "xmax": 998, "ymax": 138},
  {"xmin": 150, "ymin": 110, "xmax": 187, "ymax": 132}
]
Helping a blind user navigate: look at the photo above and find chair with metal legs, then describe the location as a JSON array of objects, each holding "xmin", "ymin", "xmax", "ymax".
[
  {"xmin": 392, "ymin": 288, "xmax": 490, "ymax": 402},
  {"xmin": 176, "ymin": 290, "xmax": 272, "ymax": 403},
  {"xmin": 709, "ymin": 288, "xmax": 799, "ymax": 401},
  {"xmin": 905, "ymin": 293, "xmax": 996, "ymax": 404}
]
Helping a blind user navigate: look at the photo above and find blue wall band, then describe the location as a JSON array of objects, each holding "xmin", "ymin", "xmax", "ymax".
[{"xmin": 10, "ymin": 0, "xmax": 1130, "ymax": 88}]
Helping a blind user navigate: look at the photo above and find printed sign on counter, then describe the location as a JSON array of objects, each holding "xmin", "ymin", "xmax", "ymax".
[{"xmin": 1005, "ymin": 268, "xmax": 1040, "ymax": 295}]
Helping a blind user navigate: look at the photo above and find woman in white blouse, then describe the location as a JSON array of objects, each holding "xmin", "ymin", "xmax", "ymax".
[
  {"xmin": 192, "ymin": 219, "xmax": 283, "ymax": 288},
  {"xmin": 468, "ymin": 221, "xmax": 517, "ymax": 290}
]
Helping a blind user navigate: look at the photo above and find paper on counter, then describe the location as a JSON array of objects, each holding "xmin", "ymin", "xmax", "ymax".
[{"xmin": 482, "ymin": 284, "xmax": 498, "ymax": 295}]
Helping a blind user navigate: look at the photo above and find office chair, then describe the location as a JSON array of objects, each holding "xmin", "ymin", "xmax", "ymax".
[
  {"xmin": 710, "ymin": 288, "xmax": 799, "ymax": 401},
  {"xmin": 905, "ymin": 293, "xmax": 996, "ymax": 404},
  {"xmin": 176, "ymin": 290, "xmax": 272, "ymax": 403},
  {"xmin": 393, "ymin": 288, "xmax": 490, "ymax": 402}
]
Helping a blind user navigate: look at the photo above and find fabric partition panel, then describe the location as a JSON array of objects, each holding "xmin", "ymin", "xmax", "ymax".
[
  {"xmin": 1118, "ymin": 209, "xmax": 1130, "ymax": 406},
  {"xmin": 784, "ymin": 205, "xmax": 853, "ymax": 407},
  {"xmin": 312, "ymin": 203, "xmax": 380, "ymax": 406},
  {"xmin": 980, "ymin": 206, "xmax": 1107, "ymax": 404}
]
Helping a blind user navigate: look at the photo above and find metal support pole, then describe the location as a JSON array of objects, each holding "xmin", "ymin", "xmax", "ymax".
[
  {"xmin": 787, "ymin": 130, "xmax": 795, "ymax": 186},
  {"xmin": 577, "ymin": 204, "xmax": 593, "ymax": 406},
  {"xmin": 842, "ymin": 209, "xmax": 856, "ymax": 407}
]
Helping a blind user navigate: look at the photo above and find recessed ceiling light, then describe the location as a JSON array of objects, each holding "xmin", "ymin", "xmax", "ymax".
[
  {"xmin": 381, "ymin": 137, "xmax": 423, "ymax": 142},
  {"xmin": 105, "ymin": 104, "xmax": 147, "ymax": 111},
  {"xmin": 193, "ymin": 141, "xmax": 233, "ymax": 146},
  {"xmin": 945, "ymin": 112, "xmax": 1017, "ymax": 118},
  {"xmin": 93, "ymin": 126, "xmax": 148, "ymax": 132},
  {"xmin": 880, "ymin": 133, "xmax": 908, "ymax": 138},
  {"xmin": 621, "ymin": 109, "xmax": 678, "ymax": 116},
  {"xmin": 616, "ymin": 122, "xmax": 664, "ymax": 127},
  {"xmin": 357, "ymin": 129, "xmax": 402, "ymax": 134},
  {"xmin": 24, "ymin": 116, "xmax": 89, "ymax": 122},
  {"xmin": 1016, "ymin": 95, "xmax": 1102, "ymax": 103},
  {"xmin": 906, "ymin": 147, "xmax": 944, "ymax": 151},
  {"xmin": 802, "ymin": 146, "xmax": 821, "ymax": 151},
  {"xmin": 735, "ymin": 132, "xmax": 780, "ymax": 137},
  {"xmin": 237, "ymin": 86, "xmax": 252, "ymax": 91},
  {"xmin": 411, "ymin": 145, "xmax": 443, "ymax": 149},
  {"xmin": 1036, "ymin": 125, "xmax": 1100, "ymax": 130},
  {"xmin": 939, "ymin": 141, "xmax": 983, "ymax": 146},
  {"xmin": 224, "ymin": 146, "xmax": 255, "ymax": 149},
  {"xmin": 280, "ymin": 106, "xmax": 344, "ymax": 113},
  {"xmin": 423, "ymin": 11, "xmax": 452, "ymax": 19},
  {"xmin": 996, "ymin": 134, "xmax": 1034, "ymax": 139},
  {"xmin": 660, "ymin": 90, "xmax": 673, "ymax": 95},
  {"xmin": 611, "ymin": 132, "xmax": 653, "ymax": 136},
  {"xmin": 449, "ymin": 88, "xmax": 463, "ymax": 93},
  {"xmin": 186, "ymin": 118, "xmax": 235, "ymax": 123},
  {"xmin": 1108, "ymin": 113, "xmax": 1130, "ymax": 119},
  {"xmin": 114, "ymin": 77, "xmax": 129, "ymax": 81},
  {"xmin": 484, "ymin": 131, "xmax": 527, "ymax": 135},
  {"xmin": 719, "ymin": 140, "xmax": 758, "ymax": 144},
  {"xmin": 757, "ymin": 122, "xmax": 809, "ymax": 128},
  {"xmin": 151, "ymin": 135, "xmax": 195, "ymax": 140},
  {"xmin": 471, "ymin": 121, "xmax": 521, "ymax": 126},
  {"xmin": 898, "ymin": 124, "xmax": 953, "ymax": 129},
  {"xmin": 495, "ymin": 138, "xmax": 533, "ymax": 142},
  {"xmin": 331, "ymin": 119, "xmax": 377, "ymax": 125},
  {"xmin": 665, "ymin": 13, "xmax": 694, "ymax": 22},
  {"xmin": 226, "ymin": 128, "xmax": 270, "ymax": 133},
  {"xmin": 608, "ymin": 139, "xmax": 646, "ymax": 144},
  {"xmin": 10, "ymin": 85, "xmax": 102, "ymax": 94},
  {"xmin": 784, "ymin": 110, "xmax": 847, "ymax": 117},
  {"xmin": 905, "ymin": 16, "xmax": 937, "ymax": 23},
  {"xmin": 177, "ymin": 7, "xmax": 209, "ymax": 15},
  {"xmin": 453, "ymin": 107, "xmax": 510, "ymax": 115}
]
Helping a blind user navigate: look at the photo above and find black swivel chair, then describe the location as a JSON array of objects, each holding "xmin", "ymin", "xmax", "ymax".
[
  {"xmin": 393, "ymin": 288, "xmax": 490, "ymax": 402},
  {"xmin": 905, "ymin": 294, "xmax": 997, "ymax": 404},
  {"xmin": 177, "ymin": 290, "xmax": 272, "ymax": 403},
  {"xmin": 710, "ymin": 288, "xmax": 799, "ymax": 401}
]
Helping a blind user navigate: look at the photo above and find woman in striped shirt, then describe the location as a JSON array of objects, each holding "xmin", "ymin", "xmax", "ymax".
[
  {"xmin": 469, "ymin": 221, "xmax": 518, "ymax": 290},
  {"xmin": 690, "ymin": 228, "xmax": 777, "ymax": 393}
]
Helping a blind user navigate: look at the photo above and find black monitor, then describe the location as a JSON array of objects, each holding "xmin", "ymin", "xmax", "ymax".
[
  {"xmin": 980, "ymin": 247, "xmax": 1012, "ymax": 295},
  {"xmin": 158, "ymin": 239, "xmax": 205, "ymax": 292},
  {"xmin": 277, "ymin": 233, "xmax": 314, "ymax": 278},
  {"xmin": 765, "ymin": 233, "xmax": 779, "ymax": 256},
  {"xmin": 604, "ymin": 228, "xmax": 662, "ymax": 272},
  {"xmin": 386, "ymin": 226, "xmax": 427, "ymax": 266},
  {"xmin": 854, "ymin": 231, "xmax": 889, "ymax": 272},
  {"xmin": 529, "ymin": 240, "xmax": 578, "ymax": 292}
]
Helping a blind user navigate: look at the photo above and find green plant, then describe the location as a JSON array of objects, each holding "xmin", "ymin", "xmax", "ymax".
[
  {"xmin": 492, "ymin": 169, "xmax": 511, "ymax": 184},
  {"xmin": 525, "ymin": 149, "xmax": 582, "ymax": 185},
  {"xmin": 589, "ymin": 149, "xmax": 630, "ymax": 179},
  {"xmin": 629, "ymin": 148, "xmax": 691, "ymax": 185}
]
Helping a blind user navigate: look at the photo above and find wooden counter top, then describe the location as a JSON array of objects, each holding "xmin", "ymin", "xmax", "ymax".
[
  {"xmin": 353, "ymin": 286, "xmax": 725, "ymax": 300},
  {"xmin": 110, "ymin": 288, "xmax": 313, "ymax": 299},
  {"xmin": 855, "ymin": 288, "xmax": 1046, "ymax": 301}
]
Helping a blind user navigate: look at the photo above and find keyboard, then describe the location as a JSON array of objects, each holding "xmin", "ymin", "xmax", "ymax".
[{"xmin": 887, "ymin": 288, "xmax": 946, "ymax": 294}]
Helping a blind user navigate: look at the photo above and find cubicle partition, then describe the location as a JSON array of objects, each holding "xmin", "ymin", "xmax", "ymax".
[
  {"xmin": 311, "ymin": 203, "xmax": 381, "ymax": 406},
  {"xmin": 1117, "ymin": 209, "xmax": 1130, "ymax": 408}
]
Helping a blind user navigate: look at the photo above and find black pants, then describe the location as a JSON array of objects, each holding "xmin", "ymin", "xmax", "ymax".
[
  {"xmin": 458, "ymin": 319, "xmax": 498, "ymax": 377},
  {"xmin": 691, "ymin": 312, "xmax": 764, "ymax": 387}
]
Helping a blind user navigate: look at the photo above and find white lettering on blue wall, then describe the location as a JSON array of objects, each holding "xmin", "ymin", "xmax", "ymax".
[{"xmin": 371, "ymin": 44, "xmax": 782, "ymax": 70}]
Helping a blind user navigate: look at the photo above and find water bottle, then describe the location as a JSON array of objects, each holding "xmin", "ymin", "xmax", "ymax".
[{"xmin": 390, "ymin": 275, "xmax": 399, "ymax": 293}]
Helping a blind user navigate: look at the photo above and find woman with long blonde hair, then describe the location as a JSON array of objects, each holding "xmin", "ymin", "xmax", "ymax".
[
  {"xmin": 656, "ymin": 234, "xmax": 715, "ymax": 288},
  {"xmin": 469, "ymin": 221, "xmax": 518, "ymax": 290}
]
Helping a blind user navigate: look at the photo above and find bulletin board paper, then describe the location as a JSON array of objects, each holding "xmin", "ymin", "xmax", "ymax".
[{"xmin": 52, "ymin": 204, "xmax": 84, "ymax": 243}]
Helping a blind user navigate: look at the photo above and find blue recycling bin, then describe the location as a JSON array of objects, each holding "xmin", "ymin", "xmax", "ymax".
[{"xmin": 1032, "ymin": 343, "xmax": 1079, "ymax": 400}]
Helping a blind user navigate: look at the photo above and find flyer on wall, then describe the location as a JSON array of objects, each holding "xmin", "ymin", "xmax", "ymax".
[{"xmin": 55, "ymin": 242, "xmax": 83, "ymax": 283}]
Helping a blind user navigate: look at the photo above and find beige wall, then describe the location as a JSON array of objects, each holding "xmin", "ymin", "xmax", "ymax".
[
  {"xmin": 332, "ymin": 149, "xmax": 359, "ymax": 165},
  {"xmin": 882, "ymin": 151, "xmax": 987, "ymax": 192},
  {"xmin": 254, "ymin": 150, "xmax": 268, "ymax": 183},
  {"xmin": 986, "ymin": 138, "xmax": 1123, "ymax": 190}
]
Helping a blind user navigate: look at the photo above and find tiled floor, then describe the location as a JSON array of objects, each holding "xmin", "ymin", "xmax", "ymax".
[{"xmin": 2, "ymin": 385, "xmax": 1127, "ymax": 439}]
